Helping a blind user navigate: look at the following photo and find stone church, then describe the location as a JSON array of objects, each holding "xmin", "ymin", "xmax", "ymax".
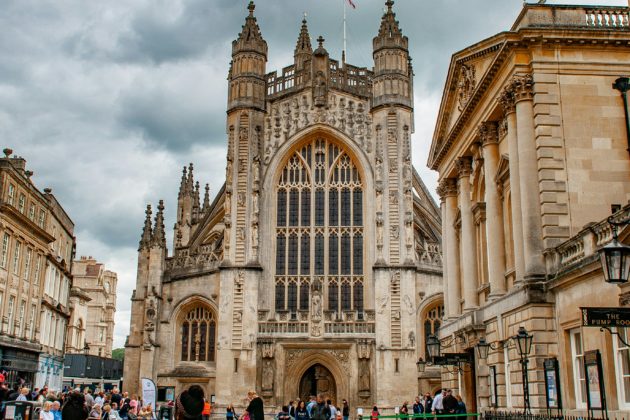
[{"xmin": 124, "ymin": 1, "xmax": 443, "ymax": 409}]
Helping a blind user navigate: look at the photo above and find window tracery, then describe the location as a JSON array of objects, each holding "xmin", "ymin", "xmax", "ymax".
[
  {"xmin": 275, "ymin": 138, "xmax": 364, "ymax": 314},
  {"xmin": 180, "ymin": 305, "xmax": 216, "ymax": 362}
]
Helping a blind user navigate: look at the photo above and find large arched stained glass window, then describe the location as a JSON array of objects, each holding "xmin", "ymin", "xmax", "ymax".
[
  {"xmin": 180, "ymin": 305, "xmax": 217, "ymax": 362},
  {"xmin": 275, "ymin": 138, "xmax": 364, "ymax": 314}
]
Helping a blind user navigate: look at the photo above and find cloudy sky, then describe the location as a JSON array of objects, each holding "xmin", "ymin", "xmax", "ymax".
[{"xmin": 2, "ymin": 0, "xmax": 625, "ymax": 348}]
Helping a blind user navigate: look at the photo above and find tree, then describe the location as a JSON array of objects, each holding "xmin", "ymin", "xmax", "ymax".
[{"xmin": 111, "ymin": 348, "xmax": 125, "ymax": 362}]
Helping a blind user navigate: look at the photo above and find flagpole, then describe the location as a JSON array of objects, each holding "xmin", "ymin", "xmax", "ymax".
[{"xmin": 342, "ymin": 0, "xmax": 347, "ymax": 64}]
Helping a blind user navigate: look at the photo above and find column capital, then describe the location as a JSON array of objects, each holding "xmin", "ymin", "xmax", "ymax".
[
  {"xmin": 510, "ymin": 73, "xmax": 534, "ymax": 103},
  {"xmin": 477, "ymin": 121, "xmax": 499, "ymax": 146},
  {"xmin": 437, "ymin": 178, "xmax": 458, "ymax": 200},
  {"xmin": 455, "ymin": 156, "xmax": 473, "ymax": 178},
  {"xmin": 498, "ymin": 87, "xmax": 516, "ymax": 115},
  {"xmin": 498, "ymin": 117, "xmax": 508, "ymax": 139}
]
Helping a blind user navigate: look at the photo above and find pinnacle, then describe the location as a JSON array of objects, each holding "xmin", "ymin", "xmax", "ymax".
[{"xmin": 294, "ymin": 15, "xmax": 312, "ymax": 55}]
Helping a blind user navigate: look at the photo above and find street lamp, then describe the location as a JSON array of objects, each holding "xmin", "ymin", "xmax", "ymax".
[
  {"xmin": 416, "ymin": 357, "xmax": 426, "ymax": 373},
  {"xmin": 599, "ymin": 216, "xmax": 630, "ymax": 284},
  {"xmin": 426, "ymin": 334, "xmax": 441, "ymax": 359},
  {"xmin": 476, "ymin": 338, "xmax": 492, "ymax": 360},
  {"xmin": 513, "ymin": 327, "xmax": 533, "ymax": 414},
  {"xmin": 83, "ymin": 342, "xmax": 90, "ymax": 355}
]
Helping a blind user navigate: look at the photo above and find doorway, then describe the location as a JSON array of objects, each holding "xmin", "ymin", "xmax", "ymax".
[{"xmin": 299, "ymin": 364, "xmax": 337, "ymax": 403}]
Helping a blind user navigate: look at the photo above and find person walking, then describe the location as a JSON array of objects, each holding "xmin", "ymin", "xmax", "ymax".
[
  {"xmin": 422, "ymin": 393, "xmax": 433, "ymax": 414},
  {"xmin": 227, "ymin": 403, "xmax": 238, "ymax": 420},
  {"xmin": 432, "ymin": 390, "xmax": 444, "ymax": 416},
  {"xmin": 306, "ymin": 396, "xmax": 317, "ymax": 418},
  {"xmin": 245, "ymin": 391, "xmax": 264, "ymax": 420},
  {"xmin": 327, "ymin": 400, "xmax": 337, "ymax": 420},
  {"xmin": 341, "ymin": 400, "xmax": 349, "ymax": 420},
  {"xmin": 202, "ymin": 398, "xmax": 212, "ymax": 420}
]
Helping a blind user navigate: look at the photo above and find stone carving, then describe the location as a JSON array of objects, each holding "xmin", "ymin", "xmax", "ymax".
[
  {"xmin": 620, "ymin": 291, "xmax": 630, "ymax": 306},
  {"xmin": 357, "ymin": 340, "xmax": 371, "ymax": 359},
  {"xmin": 237, "ymin": 227, "xmax": 245, "ymax": 241},
  {"xmin": 358, "ymin": 359, "xmax": 371, "ymax": 392},
  {"xmin": 312, "ymin": 290, "xmax": 322, "ymax": 321},
  {"xmin": 223, "ymin": 222, "xmax": 231, "ymax": 256},
  {"xmin": 235, "ymin": 269, "xmax": 245, "ymax": 286},
  {"xmin": 226, "ymin": 159, "xmax": 233, "ymax": 188},
  {"xmin": 405, "ymin": 215, "xmax": 414, "ymax": 250},
  {"xmin": 311, "ymin": 323, "xmax": 322, "ymax": 337},
  {"xmin": 436, "ymin": 178, "xmax": 457, "ymax": 200},
  {"xmin": 403, "ymin": 295, "xmax": 414, "ymax": 315},
  {"xmin": 478, "ymin": 121, "xmax": 499, "ymax": 146},
  {"xmin": 252, "ymin": 192, "xmax": 259, "ymax": 220},
  {"xmin": 408, "ymin": 331, "xmax": 416, "ymax": 348},
  {"xmin": 313, "ymin": 71, "xmax": 328, "ymax": 107},
  {"xmin": 262, "ymin": 359, "xmax": 274, "ymax": 391},
  {"xmin": 261, "ymin": 341, "xmax": 274, "ymax": 358},
  {"xmin": 234, "ymin": 310, "xmax": 242, "ymax": 322},
  {"xmin": 237, "ymin": 192, "xmax": 246, "ymax": 207},
  {"xmin": 376, "ymin": 294, "xmax": 389, "ymax": 314},
  {"xmin": 251, "ymin": 222, "xmax": 259, "ymax": 258},
  {"xmin": 252, "ymin": 157, "xmax": 260, "ymax": 190},
  {"xmin": 391, "ymin": 225, "xmax": 399, "ymax": 240},
  {"xmin": 389, "ymin": 190, "xmax": 399, "ymax": 206},
  {"xmin": 457, "ymin": 63, "xmax": 476, "ymax": 111},
  {"xmin": 510, "ymin": 73, "xmax": 534, "ymax": 102}
]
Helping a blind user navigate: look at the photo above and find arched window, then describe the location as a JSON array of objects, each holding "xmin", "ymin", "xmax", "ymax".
[
  {"xmin": 180, "ymin": 305, "xmax": 217, "ymax": 362},
  {"xmin": 276, "ymin": 139, "xmax": 364, "ymax": 314},
  {"xmin": 423, "ymin": 303, "xmax": 444, "ymax": 358}
]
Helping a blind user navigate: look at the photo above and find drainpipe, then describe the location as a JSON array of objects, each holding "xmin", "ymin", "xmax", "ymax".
[{"xmin": 613, "ymin": 76, "xmax": 630, "ymax": 153}]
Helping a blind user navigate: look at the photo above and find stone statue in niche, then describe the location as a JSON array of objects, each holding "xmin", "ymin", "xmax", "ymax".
[
  {"xmin": 251, "ymin": 222, "xmax": 259, "ymax": 257},
  {"xmin": 237, "ymin": 192, "xmax": 246, "ymax": 207},
  {"xmin": 252, "ymin": 157, "xmax": 260, "ymax": 190},
  {"xmin": 262, "ymin": 359, "xmax": 274, "ymax": 391},
  {"xmin": 223, "ymin": 222, "xmax": 231, "ymax": 254},
  {"xmin": 312, "ymin": 290, "xmax": 322, "ymax": 321},
  {"xmin": 391, "ymin": 225, "xmax": 400, "ymax": 240},
  {"xmin": 359, "ymin": 359, "xmax": 371, "ymax": 392},
  {"xmin": 237, "ymin": 227, "xmax": 245, "ymax": 242},
  {"xmin": 226, "ymin": 159, "xmax": 233, "ymax": 185},
  {"xmin": 408, "ymin": 331, "xmax": 416, "ymax": 348},
  {"xmin": 313, "ymin": 72, "xmax": 327, "ymax": 107},
  {"xmin": 224, "ymin": 192, "xmax": 232, "ymax": 216},
  {"xmin": 375, "ymin": 156, "xmax": 384, "ymax": 185},
  {"xmin": 376, "ymin": 214, "xmax": 384, "ymax": 249}
]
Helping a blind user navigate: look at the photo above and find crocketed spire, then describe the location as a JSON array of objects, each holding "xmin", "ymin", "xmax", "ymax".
[
  {"xmin": 294, "ymin": 16, "xmax": 312, "ymax": 56},
  {"xmin": 202, "ymin": 184, "xmax": 210, "ymax": 213},
  {"xmin": 139, "ymin": 204, "xmax": 153, "ymax": 250},
  {"xmin": 187, "ymin": 163, "xmax": 195, "ymax": 192},
  {"xmin": 373, "ymin": 0, "xmax": 408, "ymax": 52},
  {"xmin": 178, "ymin": 166, "xmax": 188, "ymax": 199},
  {"xmin": 192, "ymin": 181, "xmax": 201, "ymax": 221},
  {"xmin": 232, "ymin": 1, "xmax": 268, "ymax": 58},
  {"xmin": 152, "ymin": 200, "xmax": 166, "ymax": 248}
]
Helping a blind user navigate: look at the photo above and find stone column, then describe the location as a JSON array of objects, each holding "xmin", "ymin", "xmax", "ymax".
[
  {"xmin": 512, "ymin": 74, "xmax": 545, "ymax": 279},
  {"xmin": 479, "ymin": 122, "xmax": 506, "ymax": 298},
  {"xmin": 456, "ymin": 157, "xmax": 478, "ymax": 311},
  {"xmin": 499, "ymin": 90, "xmax": 526, "ymax": 284},
  {"xmin": 438, "ymin": 178, "xmax": 460, "ymax": 318}
]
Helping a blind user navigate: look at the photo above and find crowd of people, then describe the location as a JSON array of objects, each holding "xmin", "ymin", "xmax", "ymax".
[
  {"xmin": 0, "ymin": 381, "xmax": 467, "ymax": 420},
  {"xmin": 0, "ymin": 384, "xmax": 161, "ymax": 419}
]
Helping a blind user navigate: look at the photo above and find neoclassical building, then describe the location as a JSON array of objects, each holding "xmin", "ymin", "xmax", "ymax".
[
  {"xmin": 124, "ymin": 0, "xmax": 443, "ymax": 409},
  {"xmin": 428, "ymin": 3, "xmax": 630, "ymax": 416}
]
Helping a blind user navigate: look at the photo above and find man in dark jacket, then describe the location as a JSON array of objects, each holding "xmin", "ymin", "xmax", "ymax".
[
  {"xmin": 61, "ymin": 390, "xmax": 89, "ymax": 420},
  {"xmin": 310, "ymin": 394, "xmax": 331, "ymax": 420},
  {"xmin": 442, "ymin": 390, "xmax": 459, "ymax": 420},
  {"xmin": 245, "ymin": 391, "xmax": 265, "ymax": 420}
]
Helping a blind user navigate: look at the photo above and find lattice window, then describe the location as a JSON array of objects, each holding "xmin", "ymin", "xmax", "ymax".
[
  {"xmin": 275, "ymin": 138, "xmax": 364, "ymax": 314},
  {"xmin": 423, "ymin": 304, "xmax": 444, "ymax": 358},
  {"xmin": 180, "ymin": 306, "xmax": 217, "ymax": 362}
]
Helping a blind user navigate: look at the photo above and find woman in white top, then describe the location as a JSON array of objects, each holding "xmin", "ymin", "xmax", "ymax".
[{"xmin": 40, "ymin": 401, "xmax": 54, "ymax": 420}]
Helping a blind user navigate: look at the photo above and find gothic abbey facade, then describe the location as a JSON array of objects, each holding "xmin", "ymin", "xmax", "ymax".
[{"xmin": 123, "ymin": 1, "xmax": 443, "ymax": 409}]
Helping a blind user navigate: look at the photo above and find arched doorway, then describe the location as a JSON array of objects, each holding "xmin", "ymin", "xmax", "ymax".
[{"xmin": 299, "ymin": 364, "xmax": 337, "ymax": 402}]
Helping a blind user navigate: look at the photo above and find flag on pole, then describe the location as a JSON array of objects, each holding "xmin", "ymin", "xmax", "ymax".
[{"xmin": 347, "ymin": 0, "xmax": 356, "ymax": 9}]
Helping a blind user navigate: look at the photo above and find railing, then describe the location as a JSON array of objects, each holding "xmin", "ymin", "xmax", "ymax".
[
  {"xmin": 586, "ymin": 9, "xmax": 629, "ymax": 28},
  {"xmin": 258, "ymin": 322, "xmax": 308, "ymax": 335},
  {"xmin": 324, "ymin": 321, "xmax": 375, "ymax": 334},
  {"xmin": 549, "ymin": 204, "xmax": 630, "ymax": 273}
]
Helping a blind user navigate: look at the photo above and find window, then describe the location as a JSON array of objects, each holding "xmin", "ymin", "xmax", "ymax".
[
  {"xmin": 17, "ymin": 300, "xmax": 25, "ymax": 337},
  {"xmin": 33, "ymin": 255, "xmax": 41, "ymax": 285},
  {"xmin": 7, "ymin": 184, "xmax": 15, "ymax": 205},
  {"xmin": 614, "ymin": 328, "xmax": 630, "ymax": 408},
  {"xmin": 423, "ymin": 304, "xmax": 444, "ymax": 358},
  {"xmin": 38, "ymin": 209, "xmax": 45, "ymax": 228},
  {"xmin": 28, "ymin": 305, "xmax": 36, "ymax": 340},
  {"xmin": 180, "ymin": 305, "xmax": 217, "ymax": 362},
  {"xmin": 23, "ymin": 248, "xmax": 32, "ymax": 281},
  {"xmin": 7, "ymin": 296, "xmax": 15, "ymax": 335},
  {"xmin": 1, "ymin": 233, "xmax": 9, "ymax": 268},
  {"xmin": 28, "ymin": 204, "xmax": 35, "ymax": 221},
  {"xmin": 12, "ymin": 241, "xmax": 20, "ymax": 275},
  {"xmin": 18, "ymin": 194, "xmax": 25, "ymax": 213},
  {"xmin": 570, "ymin": 329, "xmax": 587, "ymax": 409},
  {"xmin": 275, "ymin": 139, "xmax": 364, "ymax": 314}
]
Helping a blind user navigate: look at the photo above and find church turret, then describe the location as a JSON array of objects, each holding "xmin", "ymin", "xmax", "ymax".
[
  {"xmin": 175, "ymin": 164, "xmax": 195, "ymax": 248},
  {"xmin": 294, "ymin": 16, "xmax": 312, "ymax": 71},
  {"xmin": 372, "ymin": 0, "xmax": 412, "ymax": 109},
  {"xmin": 228, "ymin": 1, "xmax": 268, "ymax": 112}
]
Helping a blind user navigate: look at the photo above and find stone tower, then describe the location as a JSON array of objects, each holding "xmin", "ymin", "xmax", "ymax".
[{"xmin": 370, "ymin": 0, "xmax": 418, "ymax": 404}]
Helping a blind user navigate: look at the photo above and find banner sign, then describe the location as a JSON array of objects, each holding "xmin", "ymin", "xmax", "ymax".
[
  {"xmin": 141, "ymin": 377, "xmax": 157, "ymax": 410},
  {"xmin": 581, "ymin": 307, "xmax": 630, "ymax": 327},
  {"xmin": 543, "ymin": 358, "xmax": 562, "ymax": 412},
  {"xmin": 583, "ymin": 350, "xmax": 608, "ymax": 419}
]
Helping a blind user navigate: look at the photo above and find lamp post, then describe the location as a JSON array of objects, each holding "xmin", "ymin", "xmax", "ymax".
[
  {"xmin": 83, "ymin": 342, "xmax": 90, "ymax": 355},
  {"xmin": 514, "ymin": 327, "xmax": 533, "ymax": 414},
  {"xmin": 426, "ymin": 334, "xmax": 441, "ymax": 359},
  {"xmin": 416, "ymin": 357, "xmax": 426, "ymax": 373},
  {"xmin": 599, "ymin": 215, "xmax": 630, "ymax": 284},
  {"xmin": 613, "ymin": 77, "xmax": 630, "ymax": 153}
]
